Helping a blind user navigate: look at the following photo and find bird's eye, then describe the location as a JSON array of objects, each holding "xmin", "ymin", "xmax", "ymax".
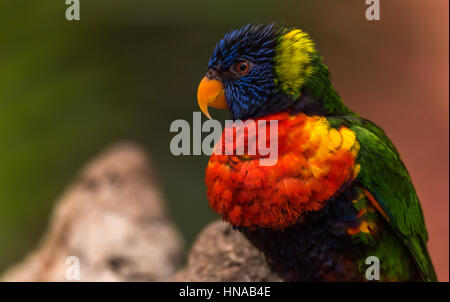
[{"xmin": 234, "ymin": 61, "xmax": 251, "ymax": 75}]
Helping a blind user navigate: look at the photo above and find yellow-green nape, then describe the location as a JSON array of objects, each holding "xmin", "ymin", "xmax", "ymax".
[{"xmin": 274, "ymin": 28, "xmax": 317, "ymax": 95}]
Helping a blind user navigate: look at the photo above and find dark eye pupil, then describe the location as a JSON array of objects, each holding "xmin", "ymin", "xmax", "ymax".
[{"xmin": 239, "ymin": 64, "xmax": 247, "ymax": 71}]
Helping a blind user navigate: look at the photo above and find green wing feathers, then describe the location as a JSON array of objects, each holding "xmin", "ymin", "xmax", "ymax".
[{"xmin": 350, "ymin": 122, "xmax": 437, "ymax": 281}]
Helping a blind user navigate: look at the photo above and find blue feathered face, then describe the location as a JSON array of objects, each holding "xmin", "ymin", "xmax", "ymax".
[{"xmin": 203, "ymin": 24, "xmax": 293, "ymax": 120}]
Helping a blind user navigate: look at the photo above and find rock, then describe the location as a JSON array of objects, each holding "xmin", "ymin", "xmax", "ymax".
[
  {"xmin": 171, "ymin": 220, "xmax": 282, "ymax": 282},
  {"xmin": 1, "ymin": 142, "xmax": 184, "ymax": 281}
]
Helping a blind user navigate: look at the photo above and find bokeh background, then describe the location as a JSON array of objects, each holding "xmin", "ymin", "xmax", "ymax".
[{"xmin": 0, "ymin": 0, "xmax": 448, "ymax": 281}]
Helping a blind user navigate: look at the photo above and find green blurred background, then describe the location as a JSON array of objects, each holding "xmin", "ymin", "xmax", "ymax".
[{"xmin": 0, "ymin": 0, "xmax": 448, "ymax": 280}]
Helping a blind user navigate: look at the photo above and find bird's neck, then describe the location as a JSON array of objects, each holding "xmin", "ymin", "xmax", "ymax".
[{"xmin": 297, "ymin": 61, "xmax": 355, "ymax": 117}]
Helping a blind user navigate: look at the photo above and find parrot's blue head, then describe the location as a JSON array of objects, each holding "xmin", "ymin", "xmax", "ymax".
[
  {"xmin": 206, "ymin": 24, "xmax": 283, "ymax": 120},
  {"xmin": 197, "ymin": 23, "xmax": 350, "ymax": 120}
]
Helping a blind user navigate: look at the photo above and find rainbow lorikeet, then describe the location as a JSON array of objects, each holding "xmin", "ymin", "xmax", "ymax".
[{"xmin": 196, "ymin": 24, "xmax": 437, "ymax": 282}]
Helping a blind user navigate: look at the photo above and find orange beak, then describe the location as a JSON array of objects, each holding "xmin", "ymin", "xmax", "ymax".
[{"xmin": 197, "ymin": 77, "xmax": 228, "ymax": 119}]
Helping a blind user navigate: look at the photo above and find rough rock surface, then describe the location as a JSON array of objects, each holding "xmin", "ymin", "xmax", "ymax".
[
  {"xmin": 171, "ymin": 220, "xmax": 282, "ymax": 282},
  {"xmin": 2, "ymin": 142, "xmax": 184, "ymax": 281}
]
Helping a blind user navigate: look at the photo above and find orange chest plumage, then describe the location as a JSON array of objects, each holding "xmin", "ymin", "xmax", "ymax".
[{"xmin": 205, "ymin": 111, "xmax": 361, "ymax": 228}]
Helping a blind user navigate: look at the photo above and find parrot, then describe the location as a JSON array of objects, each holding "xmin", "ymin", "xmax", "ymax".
[{"xmin": 196, "ymin": 23, "xmax": 437, "ymax": 282}]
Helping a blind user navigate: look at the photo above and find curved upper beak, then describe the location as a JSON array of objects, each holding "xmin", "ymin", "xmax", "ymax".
[{"xmin": 197, "ymin": 76, "xmax": 228, "ymax": 119}]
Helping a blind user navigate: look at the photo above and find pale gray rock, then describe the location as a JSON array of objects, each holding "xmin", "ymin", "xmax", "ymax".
[
  {"xmin": 171, "ymin": 220, "xmax": 282, "ymax": 282},
  {"xmin": 2, "ymin": 142, "xmax": 184, "ymax": 281}
]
